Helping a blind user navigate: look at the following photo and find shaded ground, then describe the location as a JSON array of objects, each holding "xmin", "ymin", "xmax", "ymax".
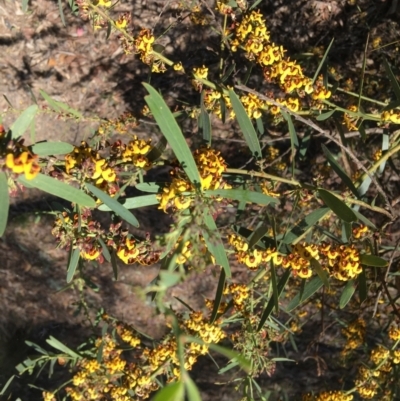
[{"xmin": 1, "ymin": 0, "xmax": 400, "ymax": 400}]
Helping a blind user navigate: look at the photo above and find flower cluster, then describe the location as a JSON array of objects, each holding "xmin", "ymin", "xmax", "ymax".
[
  {"xmin": 302, "ymin": 391, "xmax": 353, "ymax": 401},
  {"xmin": 133, "ymin": 29, "xmax": 167, "ymax": 73},
  {"xmin": 52, "ymin": 210, "xmax": 160, "ymax": 265},
  {"xmin": 63, "ymin": 137, "xmax": 153, "ymax": 196},
  {"xmin": 227, "ymin": 283, "xmax": 250, "ymax": 311},
  {"xmin": 64, "ymin": 311, "xmax": 225, "ymax": 401},
  {"xmin": 97, "ymin": 112, "xmax": 139, "ymax": 137},
  {"xmin": 381, "ymin": 109, "xmax": 400, "ymax": 124},
  {"xmin": 319, "ymin": 243, "xmax": 361, "ymax": 281},
  {"xmin": 0, "ymin": 125, "xmax": 40, "ymax": 180},
  {"xmin": 341, "ymin": 318, "xmax": 366, "ymax": 356},
  {"xmin": 354, "ymin": 344, "xmax": 394, "ymax": 399},
  {"xmin": 228, "ymin": 233, "xmax": 282, "ymax": 271},
  {"xmin": 157, "ymin": 146, "xmax": 231, "ymax": 212},
  {"xmin": 64, "ymin": 141, "xmax": 118, "ymax": 196},
  {"xmin": 342, "ymin": 105, "xmax": 359, "ymax": 131},
  {"xmin": 203, "ymin": 89, "xmax": 235, "ymax": 120},
  {"xmin": 228, "ymin": 234, "xmax": 363, "ymax": 281}
]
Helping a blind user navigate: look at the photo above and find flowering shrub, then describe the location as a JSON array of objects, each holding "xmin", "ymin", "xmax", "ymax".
[{"xmin": 2, "ymin": 1, "xmax": 400, "ymax": 400}]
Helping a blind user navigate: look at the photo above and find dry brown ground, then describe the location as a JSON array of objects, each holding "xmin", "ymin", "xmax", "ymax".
[{"xmin": 1, "ymin": 0, "xmax": 400, "ymax": 400}]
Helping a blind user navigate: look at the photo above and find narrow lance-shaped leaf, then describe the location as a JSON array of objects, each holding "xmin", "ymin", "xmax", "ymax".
[
  {"xmin": 281, "ymin": 207, "xmax": 330, "ymax": 244},
  {"xmin": 228, "ymin": 89, "xmax": 262, "ymax": 158},
  {"xmin": 86, "ymin": 183, "xmax": 139, "ymax": 227},
  {"xmin": 271, "ymin": 261, "xmax": 279, "ymax": 313},
  {"xmin": 98, "ymin": 194, "xmax": 159, "ymax": 211},
  {"xmin": 67, "ymin": 247, "xmax": 80, "ymax": 283},
  {"xmin": 281, "ymin": 110, "xmax": 299, "ymax": 177},
  {"xmin": 135, "ymin": 182, "xmax": 162, "ymax": 193},
  {"xmin": 153, "ymin": 382, "xmax": 184, "ymax": 401},
  {"xmin": 0, "ymin": 172, "xmax": 10, "ymax": 237},
  {"xmin": 40, "ymin": 89, "xmax": 83, "ymax": 119},
  {"xmin": 46, "ymin": 336, "xmax": 81, "ymax": 358},
  {"xmin": 32, "ymin": 142, "xmax": 74, "ymax": 156},
  {"xmin": 358, "ymin": 267, "xmax": 367, "ymax": 303},
  {"xmin": 257, "ymin": 269, "xmax": 291, "ymax": 331},
  {"xmin": 360, "ymin": 254, "xmax": 388, "ymax": 267},
  {"xmin": 383, "ymin": 58, "xmax": 400, "ymax": 100},
  {"xmin": 318, "ymin": 189, "xmax": 357, "ymax": 223},
  {"xmin": 210, "ymin": 269, "xmax": 226, "ymax": 323},
  {"xmin": 18, "ymin": 174, "xmax": 96, "ymax": 207},
  {"xmin": 10, "ymin": 105, "xmax": 38, "ymax": 139},
  {"xmin": 205, "ymin": 189, "xmax": 279, "ymax": 205},
  {"xmin": 202, "ymin": 209, "xmax": 231, "ymax": 278},
  {"xmin": 184, "ymin": 373, "xmax": 202, "ymax": 401},
  {"xmin": 321, "ymin": 144, "xmax": 359, "ymax": 199},
  {"xmin": 143, "ymin": 84, "xmax": 201, "ymax": 186},
  {"xmin": 312, "ymin": 37, "xmax": 335, "ymax": 84},
  {"xmin": 199, "ymin": 91, "xmax": 212, "ymax": 145},
  {"xmin": 286, "ymin": 275, "xmax": 324, "ymax": 312},
  {"xmin": 339, "ymin": 279, "xmax": 356, "ymax": 309},
  {"xmin": 310, "ymin": 258, "xmax": 330, "ymax": 289}
]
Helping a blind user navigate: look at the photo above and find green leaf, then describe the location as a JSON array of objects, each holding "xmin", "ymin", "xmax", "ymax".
[
  {"xmin": 360, "ymin": 254, "xmax": 388, "ymax": 267},
  {"xmin": 0, "ymin": 375, "xmax": 15, "ymax": 396},
  {"xmin": 271, "ymin": 262, "xmax": 279, "ymax": 313},
  {"xmin": 32, "ymin": 142, "xmax": 74, "ymax": 156},
  {"xmin": 135, "ymin": 182, "xmax": 162, "ymax": 193},
  {"xmin": 282, "ymin": 110, "xmax": 298, "ymax": 175},
  {"xmin": 281, "ymin": 208, "xmax": 330, "ymax": 244},
  {"xmin": 281, "ymin": 110, "xmax": 298, "ymax": 148},
  {"xmin": 318, "ymin": 189, "xmax": 357, "ymax": 223},
  {"xmin": 358, "ymin": 267, "xmax": 367, "ymax": 303},
  {"xmin": 86, "ymin": 183, "xmax": 139, "ymax": 227},
  {"xmin": 383, "ymin": 58, "xmax": 400, "ymax": 101},
  {"xmin": 321, "ymin": 144, "xmax": 359, "ymax": 199},
  {"xmin": 22, "ymin": 0, "xmax": 29, "ymax": 12},
  {"xmin": 143, "ymin": 84, "xmax": 201, "ymax": 186},
  {"xmin": 339, "ymin": 279, "xmax": 356, "ymax": 309},
  {"xmin": 257, "ymin": 269, "xmax": 291, "ymax": 331},
  {"xmin": 357, "ymin": 176, "xmax": 372, "ymax": 197},
  {"xmin": 67, "ymin": 247, "xmax": 80, "ymax": 283},
  {"xmin": 184, "ymin": 374, "xmax": 202, "ymax": 401},
  {"xmin": 208, "ymin": 343, "xmax": 251, "ymax": 373},
  {"xmin": 147, "ymin": 137, "xmax": 167, "ymax": 163},
  {"xmin": 153, "ymin": 381, "xmax": 184, "ymax": 401},
  {"xmin": 159, "ymin": 271, "xmax": 181, "ymax": 288},
  {"xmin": 0, "ymin": 173, "xmax": 9, "ymax": 237},
  {"xmin": 210, "ymin": 268, "xmax": 226, "ymax": 323},
  {"xmin": 200, "ymin": 91, "xmax": 212, "ymax": 145},
  {"xmin": 18, "ymin": 174, "xmax": 96, "ymax": 207},
  {"xmin": 286, "ymin": 275, "xmax": 324, "ymax": 312},
  {"xmin": 10, "ymin": 105, "xmax": 38, "ymax": 139},
  {"xmin": 39, "ymin": 90, "xmax": 83, "ymax": 118},
  {"xmin": 205, "ymin": 189, "xmax": 279, "ymax": 205},
  {"xmin": 249, "ymin": 225, "xmax": 270, "ymax": 249},
  {"xmin": 379, "ymin": 132, "xmax": 389, "ymax": 174},
  {"xmin": 310, "ymin": 258, "xmax": 329, "ymax": 289},
  {"xmin": 110, "ymin": 250, "xmax": 118, "ymax": 280},
  {"xmin": 316, "ymin": 109, "xmax": 336, "ymax": 121},
  {"xmin": 312, "ymin": 37, "xmax": 335, "ymax": 84},
  {"xmin": 98, "ymin": 237, "xmax": 111, "ymax": 263},
  {"xmin": 352, "ymin": 209, "xmax": 376, "ymax": 229},
  {"xmin": 203, "ymin": 209, "xmax": 231, "ymax": 278},
  {"xmin": 57, "ymin": 0, "xmax": 66, "ymax": 26},
  {"xmin": 228, "ymin": 89, "xmax": 262, "ymax": 158},
  {"xmin": 98, "ymin": 194, "xmax": 159, "ymax": 211},
  {"xmin": 46, "ymin": 336, "xmax": 80, "ymax": 358}
]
